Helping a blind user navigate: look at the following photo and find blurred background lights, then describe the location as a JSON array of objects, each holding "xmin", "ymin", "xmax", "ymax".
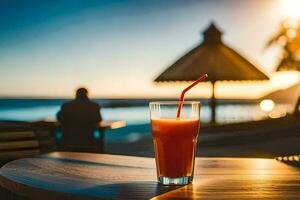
[
  {"xmin": 260, "ymin": 99, "xmax": 275, "ymax": 112},
  {"xmin": 269, "ymin": 110, "xmax": 287, "ymax": 119},
  {"xmin": 281, "ymin": 0, "xmax": 300, "ymax": 19}
]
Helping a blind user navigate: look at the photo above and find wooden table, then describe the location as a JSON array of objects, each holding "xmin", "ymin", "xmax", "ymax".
[
  {"xmin": 0, "ymin": 152, "xmax": 300, "ymax": 200},
  {"xmin": 34, "ymin": 120, "xmax": 126, "ymax": 153},
  {"xmin": 98, "ymin": 121, "xmax": 126, "ymax": 152}
]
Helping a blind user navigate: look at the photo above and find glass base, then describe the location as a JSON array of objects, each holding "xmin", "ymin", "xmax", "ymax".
[{"xmin": 158, "ymin": 176, "xmax": 193, "ymax": 185}]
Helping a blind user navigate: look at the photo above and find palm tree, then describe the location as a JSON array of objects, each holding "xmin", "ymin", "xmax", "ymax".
[{"xmin": 266, "ymin": 19, "xmax": 300, "ymax": 71}]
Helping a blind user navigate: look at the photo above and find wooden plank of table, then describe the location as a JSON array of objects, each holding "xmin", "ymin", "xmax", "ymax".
[
  {"xmin": 0, "ymin": 152, "xmax": 300, "ymax": 200},
  {"xmin": 99, "ymin": 120, "xmax": 126, "ymax": 129},
  {"xmin": 0, "ymin": 140, "xmax": 39, "ymax": 150},
  {"xmin": 33, "ymin": 120, "xmax": 126, "ymax": 130}
]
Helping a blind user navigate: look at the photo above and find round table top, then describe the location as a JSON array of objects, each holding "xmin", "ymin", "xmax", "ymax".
[{"xmin": 1, "ymin": 152, "xmax": 300, "ymax": 200}]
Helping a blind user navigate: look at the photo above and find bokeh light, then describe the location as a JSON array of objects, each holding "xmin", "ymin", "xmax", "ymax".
[
  {"xmin": 260, "ymin": 99, "xmax": 275, "ymax": 112},
  {"xmin": 281, "ymin": 0, "xmax": 300, "ymax": 19}
]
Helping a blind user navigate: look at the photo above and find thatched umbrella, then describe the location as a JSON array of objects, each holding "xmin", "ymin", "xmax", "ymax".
[
  {"xmin": 155, "ymin": 22, "xmax": 269, "ymax": 123},
  {"xmin": 277, "ymin": 60, "xmax": 300, "ymax": 71}
]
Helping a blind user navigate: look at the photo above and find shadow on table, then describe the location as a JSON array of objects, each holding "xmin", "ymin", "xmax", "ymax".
[
  {"xmin": 36, "ymin": 155, "xmax": 153, "ymax": 169},
  {"xmin": 77, "ymin": 181, "xmax": 182, "ymax": 200},
  {"xmin": 29, "ymin": 156, "xmax": 182, "ymax": 199}
]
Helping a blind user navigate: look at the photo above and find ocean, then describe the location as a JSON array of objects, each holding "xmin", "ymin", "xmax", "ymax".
[{"xmin": 0, "ymin": 98, "xmax": 291, "ymax": 144}]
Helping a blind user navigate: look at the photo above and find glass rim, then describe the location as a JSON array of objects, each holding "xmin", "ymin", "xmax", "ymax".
[{"xmin": 149, "ymin": 101, "xmax": 201, "ymax": 106}]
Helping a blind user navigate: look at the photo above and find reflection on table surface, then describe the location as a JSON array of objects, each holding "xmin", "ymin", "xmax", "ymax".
[{"xmin": 1, "ymin": 152, "xmax": 300, "ymax": 200}]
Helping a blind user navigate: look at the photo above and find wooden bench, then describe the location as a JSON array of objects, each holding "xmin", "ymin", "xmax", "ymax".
[{"xmin": 0, "ymin": 129, "xmax": 55, "ymax": 166}]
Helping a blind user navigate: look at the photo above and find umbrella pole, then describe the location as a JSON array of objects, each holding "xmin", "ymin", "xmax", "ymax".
[{"xmin": 211, "ymin": 81, "xmax": 216, "ymax": 124}]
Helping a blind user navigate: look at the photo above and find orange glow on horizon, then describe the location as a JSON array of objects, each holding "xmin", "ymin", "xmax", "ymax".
[{"xmin": 1, "ymin": 72, "xmax": 298, "ymax": 99}]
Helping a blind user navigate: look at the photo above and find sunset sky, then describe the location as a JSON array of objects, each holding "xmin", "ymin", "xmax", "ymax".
[{"xmin": 0, "ymin": 0, "xmax": 299, "ymax": 98}]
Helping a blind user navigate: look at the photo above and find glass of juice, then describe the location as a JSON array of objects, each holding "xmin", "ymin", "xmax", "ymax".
[{"xmin": 149, "ymin": 101, "xmax": 200, "ymax": 185}]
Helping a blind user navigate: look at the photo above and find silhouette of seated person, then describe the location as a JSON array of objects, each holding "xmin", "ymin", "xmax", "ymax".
[{"xmin": 57, "ymin": 88, "xmax": 102, "ymax": 152}]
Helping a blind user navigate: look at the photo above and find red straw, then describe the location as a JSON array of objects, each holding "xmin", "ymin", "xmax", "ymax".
[{"xmin": 176, "ymin": 74, "xmax": 208, "ymax": 118}]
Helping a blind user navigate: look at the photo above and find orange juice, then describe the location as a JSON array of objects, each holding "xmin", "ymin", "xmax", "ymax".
[{"xmin": 151, "ymin": 118, "xmax": 200, "ymax": 178}]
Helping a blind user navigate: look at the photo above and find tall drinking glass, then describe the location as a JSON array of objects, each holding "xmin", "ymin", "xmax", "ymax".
[{"xmin": 149, "ymin": 101, "xmax": 200, "ymax": 185}]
